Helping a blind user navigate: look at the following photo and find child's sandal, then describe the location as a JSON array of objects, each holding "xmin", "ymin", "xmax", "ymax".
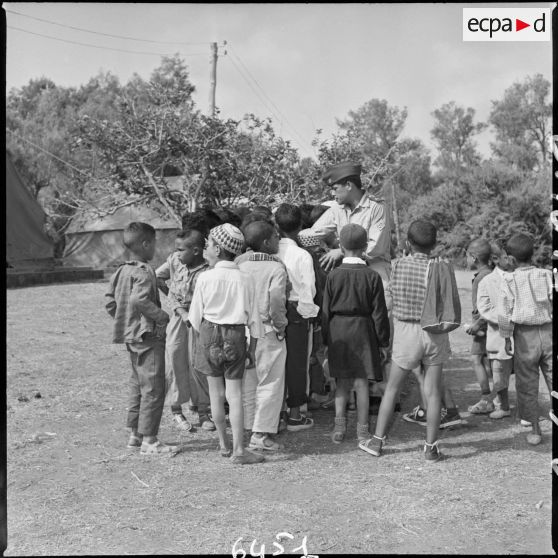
[{"xmin": 331, "ymin": 416, "xmax": 347, "ymax": 444}]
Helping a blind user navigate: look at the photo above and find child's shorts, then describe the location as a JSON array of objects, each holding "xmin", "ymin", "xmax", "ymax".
[
  {"xmin": 391, "ymin": 319, "xmax": 450, "ymax": 370},
  {"xmin": 195, "ymin": 319, "xmax": 247, "ymax": 380},
  {"xmin": 470, "ymin": 333, "xmax": 487, "ymax": 356}
]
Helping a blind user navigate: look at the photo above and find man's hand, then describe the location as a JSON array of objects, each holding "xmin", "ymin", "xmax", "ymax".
[
  {"xmin": 504, "ymin": 337, "xmax": 513, "ymax": 356},
  {"xmin": 319, "ymin": 248, "xmax": 343, "ymax": 272}
]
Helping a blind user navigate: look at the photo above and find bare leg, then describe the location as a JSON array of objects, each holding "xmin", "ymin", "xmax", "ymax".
[
  {"xmin": 207, "ymin": 376, "xmax": 229, "ymax": 452},
  {"xmin": 334, "ymin": 379, "xmax": 350, "ymax": 419},
  {"xmin": 354, "ymin": 378, "xmax": 370, "ymax": 427},
  {"xmin": 375, "ymin": 363, "xmax": 408, "ymax": 438},
  {"xmin": 423, "ymin": 364, "xmax": 443, "ymax": 444},
  {"xmin": 225, "ymin": 378, "xmax": 245, "ymax": 457}
]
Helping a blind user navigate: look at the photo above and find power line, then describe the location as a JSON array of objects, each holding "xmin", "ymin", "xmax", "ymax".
[
  {"xmin": 227, "ymin": 46, "xmax": 314, "ymax": 151},
  {"xmin": 8, "ymin": 26, "xmax": 207, "ymax": 57},
  {"xmin": 7, "ymin": 128, "xmax": 92, "ymax": 178},
  {"xmin": 6, "ymin": 9, "xmax": 210, "ymax": 46},
  {"xmin": 226, "ymin": 55, "xmax": 285, "ymax": 128},
  {"xmin": 225, "ymin": 54, "xmax": 312, "ymax": 154}
]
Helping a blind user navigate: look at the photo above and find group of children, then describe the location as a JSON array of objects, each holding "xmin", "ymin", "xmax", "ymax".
[{"xmin": 105, "ymin": 197, "xmax": 552, "ymax": 464}]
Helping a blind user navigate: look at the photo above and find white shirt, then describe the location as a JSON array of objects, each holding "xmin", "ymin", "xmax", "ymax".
[
  {"xmin": 277, "ymin": 238, "xmax": 319, "ymax": 319},
  {"xmin": 477, "ymin": 267, "xmax": 513, "ymax": 359},
  {"xmin": 342, "ymin": 257, "xmax": 367, "ymax": 265},
  {"xmin": 188, "ymin": 261, "xmax": 263, "ymax": 338}
]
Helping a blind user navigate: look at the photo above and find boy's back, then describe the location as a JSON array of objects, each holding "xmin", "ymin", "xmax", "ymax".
[
  {"xmin": 106, "ymin": 260, "xmax": 166, "ymax": 344},
  {"xmin": 389, "ymin": 252, "xmax": 429, "ymax": 322},
  {"xmin": 500, "ymin": 266, "xmax": 552, "ymax": 328}
]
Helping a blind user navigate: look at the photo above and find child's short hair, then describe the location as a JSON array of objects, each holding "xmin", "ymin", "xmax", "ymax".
[
  {"xmin": 468, "ymin": 238, "xmax": 492, "ymax": 265},
  {"xmin": 300, "ymin": 203, "xmax": 315, "ymax": 229},
  {"xmin": 176, "ymin": 228, "xmax": 205, "ymax": 249},
  {"xmin": 215, "ymin": 208, "xmax": 242, "ymax": 228},
  {"xmin": 310, "ymin": 204, "xmax": 330, "ymax": 225},
  {"xmin": 407, "ymin": 220, "xmax": 437, "ymax": 250},
  {"xmin": 339, "ymin": 223, "xmax": 367, "ymax": 251},
  {"xmin": 182, "ymin": 208, "xmax": 222, "ymax": 237},
  {"xmin": 123, "ymin": 222, "xmax": 155, "ymax": 249},
  {"xmin": 505, "ymin": 233, "xmax": 534, "ymax": 263},
  {"xmin": 251, "ymin": 205, "xmax": 273, "ymax": 218},
  {"xmin": 243, "ymin": 221, "xmax": 276, "ymax": 251},
  {"xmin": 241, "ymin": 211, "xmax": 273, "ymax": 232},
  {"xmin": 275, "ymin": 203, "xmax": 302, "ymax": 233}
]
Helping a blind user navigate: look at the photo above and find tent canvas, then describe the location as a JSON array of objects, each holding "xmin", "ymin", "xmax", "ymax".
[
  {"xmin": 5, "ymin": 152, "xmax": 55, "ymax": 267},
  {"xmin": 63, "ymin": 202, "xmax": 181, "ymax": 269}
]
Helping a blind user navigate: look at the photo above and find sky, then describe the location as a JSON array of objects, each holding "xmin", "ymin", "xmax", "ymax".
[{"xmin": 4, "ymin": 2, "xmax": 554, "ymax": 160}]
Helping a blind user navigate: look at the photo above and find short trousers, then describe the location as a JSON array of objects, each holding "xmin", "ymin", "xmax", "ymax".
[
  {"xmin": 470, "ymin": 333, "xmax": 487, "ymax": 356},
  {"xmin": 194, "ymin": 319, "xmax": 247, "ymax": 380},
  {"xmin": 391, "ymin": 319, "xmax": 450, "ymax": 370}
]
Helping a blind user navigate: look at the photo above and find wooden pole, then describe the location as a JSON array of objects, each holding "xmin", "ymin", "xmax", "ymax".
[{"xmin": 209, "ymin": 42, "xmax": 218, "ymax": 117}]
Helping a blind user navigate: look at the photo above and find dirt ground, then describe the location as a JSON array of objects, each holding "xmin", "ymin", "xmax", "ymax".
[{"xmin": 5, "ymin": 270, "xmax": 554, "ymax": 555}]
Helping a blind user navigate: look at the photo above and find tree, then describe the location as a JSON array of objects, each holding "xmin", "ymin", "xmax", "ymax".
[
  {"xmin": 489, "ymin": 74, "xmax": 552, "ymax": 171},
  {"xmin": 430, "ymin": 101, "xmax": 486, "ymax": 180}
]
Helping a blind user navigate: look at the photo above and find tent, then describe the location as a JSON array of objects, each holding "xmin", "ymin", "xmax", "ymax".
[
  {"xmin": 62, "ymin": 202, "xmax": 181, "ymax": 269},
  {"xmin": 5, "ymin": 152, "xmax": 55, "ymax": 268}
]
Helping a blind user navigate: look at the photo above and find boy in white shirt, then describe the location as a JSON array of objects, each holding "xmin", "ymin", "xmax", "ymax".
[
  {"xmin": 476, "ymin": 243, "xmax": 515, "ymax": 420},
  {"xmin": 275, "ymin": 204, "xmax": 320, "ymax": 431},
  {"xmin": 188, "ymin": 224, "xmax": 265, "ymax": 464}
]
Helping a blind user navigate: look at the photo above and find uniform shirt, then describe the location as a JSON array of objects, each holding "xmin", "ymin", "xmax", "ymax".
[
  {"xmin": 304, "ymin": 193, "xmax": 391, "ymax": 264},
  {"xmin": 277, "ymin": 238, "xmax": 319, "ymax": 319},
  {"xmin": 155, "ymin": 252, "xmax": 209, "ymax": 314},
  {"xmin": 238, "ymin": 252, "xmax": 288, "ymax": 335},
  {"xmin": 105, "ymin": 260, "xmax": 169, "ymax": 344},
  {"xmin": 388, "ymin": 252, "xmax": 429, "ymax": 322},
  {"xmin": 498, "ymin": 266, "xmax": 553, "ymax": 337},
  {"xmin": 188, "ymin": 260, "xmax": 264, "ymax": 338},
  {"xmin": 477, "ymin": 267, "xmax": 512, "ymax": 359}
]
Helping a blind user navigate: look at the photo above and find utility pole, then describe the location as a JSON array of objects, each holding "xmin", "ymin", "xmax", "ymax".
[{"xmin": 209, "ymin": 42, "xmax": 218, "ymax": 117}]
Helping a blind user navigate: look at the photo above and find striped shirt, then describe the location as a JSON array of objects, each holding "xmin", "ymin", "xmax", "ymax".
[
  {"xmin": 388, "ymin": 252, "xmax": 429, "ymax": 322},
  {"xmin": 498, "ymin": 266, "xmax": 553, "ymax": 337}
]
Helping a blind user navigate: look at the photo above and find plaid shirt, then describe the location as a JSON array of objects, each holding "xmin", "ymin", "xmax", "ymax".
[
  {"xmin": 388, "ymin": 252, "xmax": 429, "ymax": 322},
  {"xmin": 498, "ymin": 266, "xmax": 553, "ymax": 337},
  {"xmin": 105, "ymin": 260, "xmax": 169, "ymax": 344},
  {"xmin": 156, "ymin": 253, "xmax": 209, "ymax": 314}
]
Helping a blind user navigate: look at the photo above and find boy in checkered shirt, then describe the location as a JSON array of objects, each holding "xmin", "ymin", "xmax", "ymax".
[
  {"xmin": 365, "ymin": 220, "xmax": 454, "ymax": 462},
  {"xmin": 498, "ymin": 233, "xmax": 552, "ymax": 446}
]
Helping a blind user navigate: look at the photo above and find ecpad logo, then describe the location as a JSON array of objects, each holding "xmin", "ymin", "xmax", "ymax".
[{"xmin": 463, "ymin": 8, "xmax": 550, "ymax": 41}]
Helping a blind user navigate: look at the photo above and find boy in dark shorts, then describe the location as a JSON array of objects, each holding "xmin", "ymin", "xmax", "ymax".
[
  {"xmin": 188, "ymin": 224, "xmax": 265, "ymax": 464},
  {"xmin": 105, "ymin": 222, "xmax": 176, "ymax": 454}
]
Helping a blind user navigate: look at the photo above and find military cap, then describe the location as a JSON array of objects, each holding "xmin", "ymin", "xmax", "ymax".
[{"xmin": 322, "ymin": 161, "xmax": 362, "ymax": 187}]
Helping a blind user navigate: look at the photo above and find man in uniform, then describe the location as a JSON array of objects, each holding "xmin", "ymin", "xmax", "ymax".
[{"xmin": 300, "ymin": 161, "xmax": 394, "ymax": 410}]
